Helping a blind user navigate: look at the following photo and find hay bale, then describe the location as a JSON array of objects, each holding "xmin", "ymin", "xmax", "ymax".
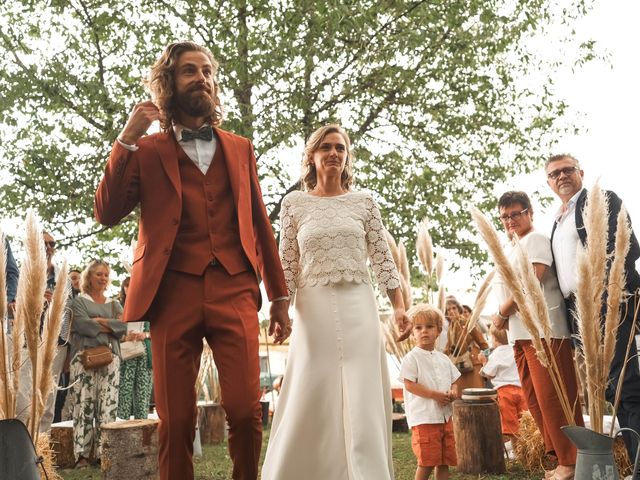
[
  {"xmin": 36, "ymin": 433, "xmax": 61, "ymax": 480},
  {"xmin": 614, "ymin": 437, "xmax": 632, "ymax": 478},
  {"xmin": 513, "ymin": 411, "xmax": 554, "ymax": 472}
]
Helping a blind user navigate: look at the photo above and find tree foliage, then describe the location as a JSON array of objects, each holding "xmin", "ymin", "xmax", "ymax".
[{"xmin": 0, "ymin": 0, "xmax": 593, "ymax": 281}]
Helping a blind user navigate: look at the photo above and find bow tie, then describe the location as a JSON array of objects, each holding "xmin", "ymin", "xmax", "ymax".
[{"xmin": 181, "ymin": 125, "xmax": 213, "ymax": 142}]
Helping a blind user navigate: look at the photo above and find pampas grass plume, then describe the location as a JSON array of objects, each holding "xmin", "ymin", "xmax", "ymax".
[
  {"xmin": 417, "ymin": 218, "xmax": 433, "ymax": 275},
  {"xmin": 14, "ymin": 212, "xmax": 47, "ymax": 437},
  {"xmin": 35, "ymin": 260, "xmax": 69, "ymax": 437}
]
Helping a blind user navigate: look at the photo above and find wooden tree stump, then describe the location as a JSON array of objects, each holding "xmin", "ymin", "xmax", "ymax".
[
  {"xmin": 100, "ymin": 419, "xmax": 159, "ymax": 480},
  {"xmin": 197, "ymin": 401, "xmax": 226, "ymax": 445},
  {"xmin": 49, "ymin": 421, "xmax": 74, "ymax": 469},
  {"xmin": 452, "ymin": 399, "xmax": 505, "ymax": 474}
]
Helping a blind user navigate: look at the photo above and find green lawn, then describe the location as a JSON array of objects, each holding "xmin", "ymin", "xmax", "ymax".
[{"xmin": 57, "ymin": 429, "xmax": 541, "ymax": 479}]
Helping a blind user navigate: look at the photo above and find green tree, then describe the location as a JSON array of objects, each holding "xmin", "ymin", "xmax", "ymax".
[{"xmin": 0, "ymin": 0, "xmax": 593, "ymax": 281}]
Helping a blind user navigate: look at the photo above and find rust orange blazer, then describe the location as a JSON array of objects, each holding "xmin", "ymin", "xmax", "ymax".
[{"xmin": 94, "ymin": 128, "xmax": 288, "ymax": 322}]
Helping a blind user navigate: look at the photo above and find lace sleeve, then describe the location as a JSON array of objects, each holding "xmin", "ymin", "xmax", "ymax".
[
  {"xmin": 364, "ymin": 194, "xmax": 401, "ymax": 295},
  {"xmin": 279, "ymin": 195, "xmax": 300, "ymax": 298}
]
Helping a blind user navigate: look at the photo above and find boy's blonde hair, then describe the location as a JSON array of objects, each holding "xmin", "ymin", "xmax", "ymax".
[
  {"xmin": 407, "ymin": 304, "xmax": 444, "ymax": 331},
  {"xmin": 489, "ymin": 324, "xmax": 508, "ymax": 345}
]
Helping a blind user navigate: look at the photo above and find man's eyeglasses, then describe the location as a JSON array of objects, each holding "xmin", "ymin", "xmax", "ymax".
[
  {"xmin": 547, "ymin": 166, "xmax": 579, "ymax": 180},
  {"xmin": 44, "ymin": 241, "xmax": 56, "ymax": 248},
  {"xmin": 499, "ymin": 208, "xmax": 529, "ymax": 222}
]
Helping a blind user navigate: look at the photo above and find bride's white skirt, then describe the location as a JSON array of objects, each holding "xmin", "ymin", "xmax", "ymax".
[{"xmin": 262, "ymin": 281, "xmax": 393, "ymax": 480}]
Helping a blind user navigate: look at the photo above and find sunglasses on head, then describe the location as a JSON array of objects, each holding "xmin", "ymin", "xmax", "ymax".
[{"xmin": 44, "ymin": 241, "xmax": 56, "ymax": 248}]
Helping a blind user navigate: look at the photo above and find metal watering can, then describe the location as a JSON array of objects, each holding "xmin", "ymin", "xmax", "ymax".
[
  {"xmin": 0, "ymin": 419, "xmax": 44, "ymax": 480},
  {"xmin": 562, "ymin": 425, "xmax": 640, "ymax": 480}
]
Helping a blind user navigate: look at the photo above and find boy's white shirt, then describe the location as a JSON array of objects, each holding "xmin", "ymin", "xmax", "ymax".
[
  {"xmin": 399, "ymin": 347, "xmax": 461, "ymax": 427},
  {"xmin": 479, "ymin": 344, "xmax": 521, "ymax": 389}
]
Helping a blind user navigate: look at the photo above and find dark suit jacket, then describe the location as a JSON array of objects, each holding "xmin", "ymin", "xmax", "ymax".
[
  {"xmin": 94, "ymin": 128, "xmax": 288, "ymax": 322},
  {"xmin": 551, "ymin": 188, "xmax": 640, "ymax": 292}
]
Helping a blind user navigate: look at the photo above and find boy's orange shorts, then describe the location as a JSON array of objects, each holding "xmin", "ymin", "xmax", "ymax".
[
  {"xmin": 497, "ymin": 384, "xmax": 526, "ymax": 435},
  {"xmin": 411, "ymin": 419, "xmax": 457, "ymax": 467}
]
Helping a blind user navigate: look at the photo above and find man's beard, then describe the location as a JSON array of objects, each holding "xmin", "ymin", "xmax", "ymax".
[{"xmin": 174, "ymin": 86, "xmax": 215, "ymax": 118}]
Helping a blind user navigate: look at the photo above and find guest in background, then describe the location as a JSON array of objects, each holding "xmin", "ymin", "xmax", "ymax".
[
  {"xmin": 70, "ymin": 260, "xmax": 126, "ymax": 468},
  {"xmin": 445, "ymin": 296, "xmax": 488, "ymax": 391},
  {"xmin": 480, "ymin": 325, "xmax": 526, "ymax": 447},
  {"xmin": 117, "ymin": 276, "xmax": 153, "ymax": 420}
]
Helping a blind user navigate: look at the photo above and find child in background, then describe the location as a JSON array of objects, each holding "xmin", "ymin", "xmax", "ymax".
[
  {"xmin": 480, "ymin": 324, "xmax": 526, "ymax": 447},
  {"xmin": 401, "ymin": 304, "xmax": 461, "ymax": 480}
]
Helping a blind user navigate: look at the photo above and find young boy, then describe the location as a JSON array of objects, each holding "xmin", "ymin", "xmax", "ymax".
[
  {"xmin": 480, "ymin": 324, "xmax": 526, "ymax": 447},
  {"xmin": 401, "ymin": 304, "xmax": 461, "ymax": 480}
]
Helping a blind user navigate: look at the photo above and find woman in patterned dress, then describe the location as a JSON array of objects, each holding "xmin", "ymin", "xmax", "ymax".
[
  {"xmin": 117, "ymin": 276, "xmax": 153, "ymax": 420},
  {"xmin": 262, "ymin": 124, "xmax": 411, "ymax": 480},
  {"xmin": 69, "ymin": 260, "xmax": 126, "ymax": 468}
]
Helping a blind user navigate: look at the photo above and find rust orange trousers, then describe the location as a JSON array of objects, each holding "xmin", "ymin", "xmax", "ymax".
[
  {"xmin": 513, "ymin": 338, "xmax": 584, "ymax": 466},
  {"xmin": 149, "ymin": 266, "xmax": 262, "ymax": 480}
]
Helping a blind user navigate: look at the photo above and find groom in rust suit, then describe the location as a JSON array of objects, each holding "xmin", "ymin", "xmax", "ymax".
[{"xmin": 95, "ymin": 42, "xmax": 291, "ymax": 480}]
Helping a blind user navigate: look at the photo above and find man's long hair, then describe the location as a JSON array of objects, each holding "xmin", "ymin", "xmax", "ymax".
[{"xmin": 146, "ymin": 41, "xmax": 223, "ymax": 130}]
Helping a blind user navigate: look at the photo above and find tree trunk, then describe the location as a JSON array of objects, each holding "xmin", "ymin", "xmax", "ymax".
[
  {"xmin": 452, "ymin": 399, "xmax": 505, "ymax": 474},
  {"xmin": 49, "ymin": 422, "xmax": 74, "ymax": 469},
  {"xmin": 100, "ymin": 419, "xmax": 159, "ymax": 480},
  {"xmin": 197, "ymin": 401, "xmax": 226, "ymax": 445}
]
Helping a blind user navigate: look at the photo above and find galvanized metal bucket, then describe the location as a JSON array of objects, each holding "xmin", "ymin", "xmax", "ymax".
[{"xmin": 562, "ymin": 425, "xmax": 640, "ymax": 480}]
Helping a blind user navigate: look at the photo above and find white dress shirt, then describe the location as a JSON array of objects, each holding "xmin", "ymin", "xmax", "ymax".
[
  {"xmin": 117, "ymin": 123, "xmax": 216, "ymax": 174},
  {"xmin": 480, "ymin": 344, "xmax": 521, "ymax": 388},
  {"xmin": 552, "ymin": 188, "xmax": 584, "ymax": 298},
  {"xmin": 400, "ymin": 347, "xmax": 461, "ymax": 426}
]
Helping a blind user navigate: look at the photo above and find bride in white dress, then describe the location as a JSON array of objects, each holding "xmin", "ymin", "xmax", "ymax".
[{"xmin": 262, "ymin": 124, "xmax": 411, "ymax": 480}]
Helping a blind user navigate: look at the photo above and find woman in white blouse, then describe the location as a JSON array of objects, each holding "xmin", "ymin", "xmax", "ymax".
[{"xmin": 262, "ymin": 124, "xmax": 410, "ymax": 480}]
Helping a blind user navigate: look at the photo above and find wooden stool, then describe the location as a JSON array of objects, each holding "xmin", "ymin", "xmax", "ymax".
[
  {"xmin": 49, "ymin": 421, "xmax": 74, "ymax": 468},
  {"xmin": 197, "ymin": 401, "xmax": 226, "ymax": 445},
  {"xmin": 452, "ymin": 391, "xmax": 505, "ymax": 474},
  {"xmin": 100, "ymin": 419, "xmax": 159, "ymax": 480}
]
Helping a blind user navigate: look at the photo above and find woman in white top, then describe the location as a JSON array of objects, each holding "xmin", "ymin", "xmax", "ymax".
[
  {"xmin": 262, "ymin": 124, "xmax": 411, "ymax": 480},
  {"xmin": 492, "ymin": 191, "xmax": 583, "ymax": 480}
]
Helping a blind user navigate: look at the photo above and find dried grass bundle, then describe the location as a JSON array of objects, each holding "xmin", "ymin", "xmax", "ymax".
[
  {"xmin": 574, "ymin": 184, "xmax": 611, "ymax": 434},
  {"xmin": 35, "ymin": 261, "xmax": 69, "ymax": 438},
  {"xmin": 417, "ymin": 218, "xmax": 433, "ymax": 276},
  {"xmin": 436, "ymin": 286, "xmax": 446, "ymax": 313},
  {"xmin": 435, "ymin": 251, "xmax": 444, "ymax": 284},
  {"xmin": 603, "ymin": 208, "xmax": 630, "ymax": 388},
  {"xmin": 0, "ymin": 233, "xmax": 9, "ymax": 419},
  {"xmin": 14, "ymin": 212, "xmax": 47, "ymax": 439},
  {"xmin": 398, "ymin": 242, "xmax": 412, "ymax": 309},
  {"xmin": 36, "ymin": 432, "xmax": 62, "ymax": 480}
]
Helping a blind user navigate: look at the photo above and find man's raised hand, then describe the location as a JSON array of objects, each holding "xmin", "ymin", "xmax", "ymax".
[{"xmin": 118, "ymin": 101, "xmax": 161, "ymax": 145}]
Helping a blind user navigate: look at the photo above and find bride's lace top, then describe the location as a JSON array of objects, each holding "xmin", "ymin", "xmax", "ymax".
[{"xmin": 279, "ymin": 190, "xmax": 401, "ymax": 298}]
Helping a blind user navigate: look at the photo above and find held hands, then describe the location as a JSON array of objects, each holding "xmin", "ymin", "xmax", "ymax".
[
  {"xmin": 118, "ymin": 101, "xmax": 161, "ymax": 145},
  {"xmin": 394, "ymin": 308, "xmax": 412, "ymax": 342},
  {"xmin": 433, "ymin": 390, "xmax": 453, "ymax": 407},
  {"xmin": 269, "ymin": 300, "xmax": 292, "ymax": 344}
]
